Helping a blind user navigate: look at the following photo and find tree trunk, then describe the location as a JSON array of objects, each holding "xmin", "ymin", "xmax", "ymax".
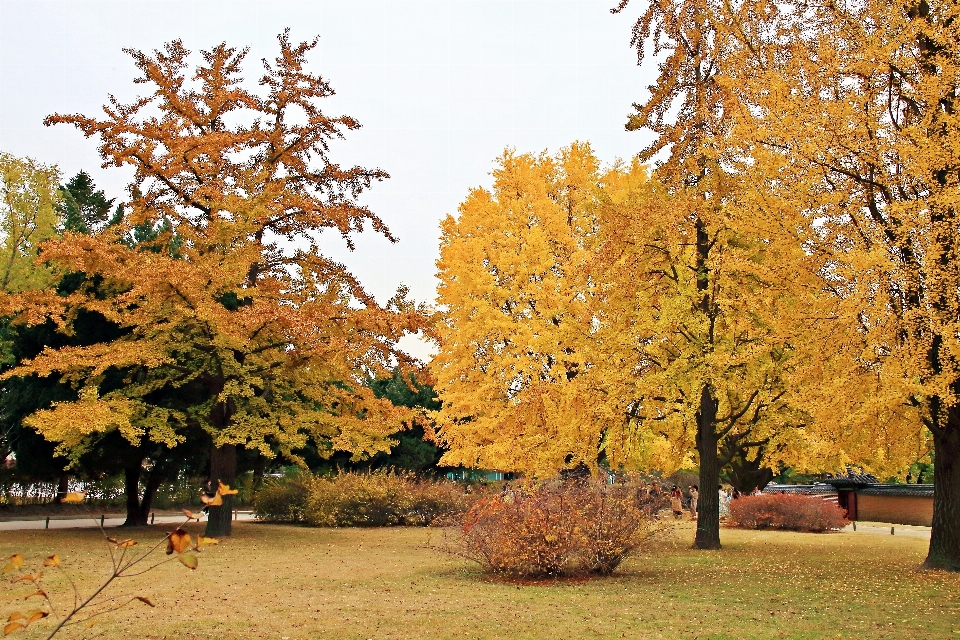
[
  {"xmin": 137, "ymin": 469, "xmax": 164, "ymax": 526},
  {"xmin": 122, "ymin": 458, "xmax": 147, "ymax": 527},
  {"xmin": 52, "ymin": 472, "xmax": 69, "ymax": 504},
  {"xmin": 205, "ymin": 444, "xmax": 237, "ymax": 537},
  {"xmin": 924, "ymin": 416, "xmax": 960, "ymax": 571},
  {"xmin": 252, "ymin": 452, "xmax": 265, "ymax": 493},
  {"xmin": 694, "ymin": 384, "xmax": 722, "ymax": 550}
]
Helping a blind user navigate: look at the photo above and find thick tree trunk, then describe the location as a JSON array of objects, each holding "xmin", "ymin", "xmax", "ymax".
[
  {"xmin": 205, "ymin": 444, "xmax": 237, "ymax": 537},
  {"xmin": 694, "ymin": 384, "xmax": 722, "ymax": 550},
  {"xmin": 924, "ymin": 416, "xmax": 960, "ymax": 571},
  {"xmin": 137, "ymin": 469, "xmax": 164, "ymax": 526},
  {"xmin": 52, "ymin": 472, "xmax": 69, "ymax": 504},
  {"xmin": 122, "ymin": 459, "xmax": 147, "ymax": 527}
]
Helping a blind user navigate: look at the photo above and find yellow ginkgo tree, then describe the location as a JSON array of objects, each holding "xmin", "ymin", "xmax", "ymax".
[
  {"xmin": 726, "ymin": 0, "xmax": 960, "ymax": 570},
  {"xmin": 431, "ymin": 144, "xmax": 608, "ymax": 477},
  {"xmin": 1, "ymin": 32, "xmax": 430, "ymax": 537}
]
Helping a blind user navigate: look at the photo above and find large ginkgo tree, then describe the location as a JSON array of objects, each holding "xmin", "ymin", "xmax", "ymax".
[{"xmin": 1, "ymin": 31, "xmax": 429, "ymax": 536}]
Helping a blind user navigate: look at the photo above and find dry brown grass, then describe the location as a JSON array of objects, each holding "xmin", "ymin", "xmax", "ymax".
[{"xmin": 1, "ymin": 521, "xmax": 958, "ymax": 639}]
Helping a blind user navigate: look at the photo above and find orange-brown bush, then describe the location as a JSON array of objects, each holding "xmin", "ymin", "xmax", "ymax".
[
  {"xmin": 727, "ymin": 493, "xmax": 849, "ymax": 532},
  {"xmin": 452, "ymin": 480, "xmax": 660, "ymax": 578},
  {"xmin": 251, "ymin": 471, "xmax": 477, "ymax": 527}
]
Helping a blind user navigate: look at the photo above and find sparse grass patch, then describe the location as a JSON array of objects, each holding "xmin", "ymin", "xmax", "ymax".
[{"xmin": 1, "ymin": 522, "xmax": 958, "ymax": 639}]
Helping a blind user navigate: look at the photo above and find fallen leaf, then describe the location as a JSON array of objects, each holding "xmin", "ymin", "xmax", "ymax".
[
  {"xmin": 116, "ymin": 540, "xmax": 136, "ymax": 548},
  {"xmin": 5, "ymin": 614, "xmax": 23, "ymax": 623},
  {"xmin": 23, "ymin": 590, "xmax": 46, "ymax": 600},
  {"xmin": 178, "ymin": 553, "xmax": 198, "ymax": 570},
  {"xmin": 196, "ymin": 536, "xmax": 219, "ymax": 548},
  {"xmin": 3, "ymin": 621, "xmax": 23, "ymax": 636},
  {"xmin": 42, "ymin": 555, "xmax": 60, "ymax": 568},
  {"xmin": 135, "ymin": 596, "xmax": 155, "ymax": 607}
]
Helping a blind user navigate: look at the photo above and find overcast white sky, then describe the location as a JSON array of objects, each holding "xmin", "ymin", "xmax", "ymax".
[{"xmin": 0, "ymin": 0, "xmax": 655, "ymax": 358}]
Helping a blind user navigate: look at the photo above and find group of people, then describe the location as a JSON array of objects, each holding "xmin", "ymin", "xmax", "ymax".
[
  {"xmin": 667, "ymin": 483, "xmax": 763, "ymax": 520},
  {"xmin": 669, "ymin": 485, "xmax": 699, "ymax": 519}
]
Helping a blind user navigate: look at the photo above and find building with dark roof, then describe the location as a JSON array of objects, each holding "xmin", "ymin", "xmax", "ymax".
[{"xmin": 763, "ymin": 469, "xmax": 934, "ymax": 526}]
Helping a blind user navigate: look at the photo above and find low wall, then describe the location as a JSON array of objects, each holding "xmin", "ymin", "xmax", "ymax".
[{"xmin": 856, "ymin": 494, "xmax": 933, "ymax": 527}]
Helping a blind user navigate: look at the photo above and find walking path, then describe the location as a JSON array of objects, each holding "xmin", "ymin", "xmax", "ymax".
[
  {"xmin": 841, "ymin": 521, "xmax": 931, "ymax": 539},
  {"xmin": 0, "ymin": 511, "xmax": 257, "ymax": 531}
]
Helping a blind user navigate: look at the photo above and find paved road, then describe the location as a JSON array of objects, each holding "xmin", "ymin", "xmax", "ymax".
[{"xmin": 0, "ymin": 512, "xmax": 258, "ymax": 531}]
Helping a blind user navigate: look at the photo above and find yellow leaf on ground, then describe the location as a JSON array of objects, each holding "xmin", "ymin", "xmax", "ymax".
[
  {"xmin": 116, "ymin": 539, "xmax": 136, "ymax": 548},
  {"xmin": 196, "ymin": 536, "xmax": 219, "ymax": 548},
  {"xmin": 5, "ymin": 614, "xmax": 23, "ymax": 623}
]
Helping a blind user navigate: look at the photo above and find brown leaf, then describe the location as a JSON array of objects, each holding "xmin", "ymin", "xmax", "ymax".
[
  {"xmin": 106, "ymin": 537, "xmax": 119, "ymax": 544},
  {"xmin": 135, "ymin": 596, "xmax": 155, "ymax": 607},
  {"xmin": 182, "ymin": 509, "xmax": 199, "ymax": 520},
  {"xmin": 23, "ymin": 590, "xmax": 46, "ymax": 600},
  {"xmin": 196, "ymin": 536, "xmax": 219, "ymax": 548},
  {"xmin": 116, "ymin": 539, "xmax": 137, "ymax": 548},
  {"xmin": 42, "ymin": 555, "xmax": 60, "ymax": 568},
  {"xmin": 168, "ymin": 529, "xmax": 191, "ymax": 554},
  {"xmin": 15, "ymin": 572, "xmax": 41, "ymax": 583},
  {"xmin": 3, "ymin": 621, "xmax": 23, "ymax": 636},
  {"xmin": 2, "ymin": 554, "xmax": 24, "ymax": 574},
  {"xmin": 178, "ymin": 553, "xmax": 198, "ymax": 570}
]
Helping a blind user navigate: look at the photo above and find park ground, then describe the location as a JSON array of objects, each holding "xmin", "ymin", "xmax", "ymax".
[{"xmin": 2, "ymin": 521, "xmax": 958, "ymax": 640}]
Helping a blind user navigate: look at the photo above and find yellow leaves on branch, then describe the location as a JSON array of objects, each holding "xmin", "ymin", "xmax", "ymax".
[
  {"xmin": 0, "ymin": 31, "xmax": 432, "ymax": 465},
  {"xmin": 432, "ymin": 144, "xmax": 617, "ymax": 476}
]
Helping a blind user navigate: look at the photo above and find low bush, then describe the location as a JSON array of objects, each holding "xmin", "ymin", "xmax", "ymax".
[
  {"xmin": 452, "ymin": 479, "xmax": 661, "ymax": 578},
  {"xmin": 727, "ymin": 493, "xmax": 849, "ymax": 532},
  {"xmin": 252, "ymin": 471, "xmax": 475, "ymax": 526},
  {"xmin": 251, "ymin": 475, "xmax": 315, "ymax": 523}
]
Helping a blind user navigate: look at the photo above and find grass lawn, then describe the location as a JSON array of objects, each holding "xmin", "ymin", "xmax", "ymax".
[{"xmin": 1, "ymin": 521, "xmax": 958, "ymax": 639}]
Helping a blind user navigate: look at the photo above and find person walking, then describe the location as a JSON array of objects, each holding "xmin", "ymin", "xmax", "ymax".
[
  {"xmin": 688, "ymin": 485, "xmax": 699, "ymax": 520},
  {"xmin": 718, "ymin": 485, "xmax": 731, "ymax": 518}
]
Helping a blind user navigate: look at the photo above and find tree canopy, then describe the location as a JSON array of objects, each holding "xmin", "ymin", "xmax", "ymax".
[{"xmin": 1, "ymin": 31, "xmax": 430, "ymax": 535}]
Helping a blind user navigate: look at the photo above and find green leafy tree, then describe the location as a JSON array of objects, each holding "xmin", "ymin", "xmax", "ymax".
[{"xmin": 0, "ymin": 153, "xmax": 61, "ymax": 294}]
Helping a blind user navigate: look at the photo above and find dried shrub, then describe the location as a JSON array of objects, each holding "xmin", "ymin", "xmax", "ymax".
[
  {"xmin": 727, "ymin": 493, "xmax": 849, "ymax": 532},
  {"xmin": 251, "ymin": 475, "xmax": 315, "ymax": 523},
  {"xmin": 278, "ymin": 471, "xmax": 473, "ymax": 527},
  {"xmin": 452, "ymin": 479, "xmax": 661, "ymax": 578}
]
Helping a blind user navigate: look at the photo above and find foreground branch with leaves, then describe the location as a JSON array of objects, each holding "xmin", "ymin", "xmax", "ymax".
[{"xmin": 3, "ymin": 510, "xmax": 217, "ymax": 638}]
